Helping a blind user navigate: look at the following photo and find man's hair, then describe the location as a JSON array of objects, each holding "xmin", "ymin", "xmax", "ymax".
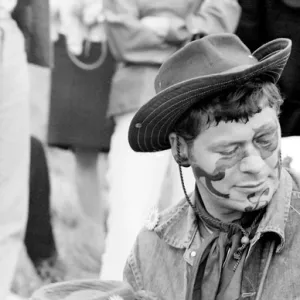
[{"xmin": 173, "ymin": 80, "xmax": 283, "ymax": 144}]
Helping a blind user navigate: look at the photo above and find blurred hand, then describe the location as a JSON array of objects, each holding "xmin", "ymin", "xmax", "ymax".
[
  {"xmin": 59, "ymin": 0, "xmax": 85, "ymax": 55},
  {"xmin": 82, "ymin": 0, "xmax": 103, "ymax": 25},
  {"xmin": 50, "ymin": 0, "xmax": 61, "ymax": 42},
  {"xmin": 140, "ymin": 16, "xmax": 171, "ymax": 38},
  {"xmin": 83, "ymin": 0, "xmax": 106, "ymax": 44}
]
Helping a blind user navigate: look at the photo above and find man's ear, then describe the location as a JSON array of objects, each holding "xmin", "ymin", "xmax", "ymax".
[{"xmin": 169, "ymin": 133, "xmax": 191, "ymax": 167}]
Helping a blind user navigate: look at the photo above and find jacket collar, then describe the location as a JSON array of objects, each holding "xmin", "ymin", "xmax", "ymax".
[
  {"xmin": 251, "ymin": 168, "xmax": 293, "ymax": 253},
  {"xmin": 154, "ymin": 168, "xmax": 293, "ymax": 251}
]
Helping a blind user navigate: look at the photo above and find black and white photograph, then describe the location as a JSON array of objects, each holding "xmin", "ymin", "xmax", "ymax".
[{"xmin": 1, "ymin": 0, "xmax": 300, "ymax": 299}]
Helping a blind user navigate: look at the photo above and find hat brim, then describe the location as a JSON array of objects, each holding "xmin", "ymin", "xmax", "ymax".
[{"xmin": 128, "ymin": 38, "xmax": 292, "ymax": 152}]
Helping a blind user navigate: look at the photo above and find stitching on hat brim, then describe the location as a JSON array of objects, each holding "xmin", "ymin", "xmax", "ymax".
[
  {"xmin": 155, "ymin": 56, "xmax": 288, "ymax": 150},
  {"xmin": 134, "ymin": 54, "xmax": 288, "ymax": 152},
  {"xmin": 130, "ymin": 43, "xmax": 291, "ymax": 152},
  {"xmin": 150, "ymin": 39, "xmax": 290, "ymax": 109},
  {"xmin": 143, "ymin": 54, "xmax": 289, "ymax": 127}
]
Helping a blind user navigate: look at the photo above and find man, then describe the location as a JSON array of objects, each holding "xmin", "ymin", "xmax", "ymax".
[{"xmin": 124, "ymin": 34, "xmax": 300, "ymax": 299}]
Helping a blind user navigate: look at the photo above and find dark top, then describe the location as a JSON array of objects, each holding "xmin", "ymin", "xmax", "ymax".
[{"xmin": 236, "ymin": 0, "xmax": 300, "ymax": 136}]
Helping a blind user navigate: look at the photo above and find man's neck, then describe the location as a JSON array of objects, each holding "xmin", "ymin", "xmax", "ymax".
[{"xmin": 196, "ymin": 184, "xmax": 243, "ymax": 223}]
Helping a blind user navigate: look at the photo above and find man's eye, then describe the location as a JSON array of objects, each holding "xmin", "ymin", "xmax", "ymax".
[
  {"xmin": 256, "ymin": 139, "xmax": 272, "ymax": 147},
  {"xmin": 219, "ymin": 147, "xmax": 238, "ymax": 156}
]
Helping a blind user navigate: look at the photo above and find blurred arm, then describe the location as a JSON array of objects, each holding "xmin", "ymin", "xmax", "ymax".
[
  {"xmin": 156, "ymin": 0, "xmax": 242, "ymax": 44},
  {"xmin": 187, "ymin": 0, "xmax": 241, "ymax": 36},
  {"xmin": 103, "ymin": 0, "xmax": 178, "ymax": 64}
]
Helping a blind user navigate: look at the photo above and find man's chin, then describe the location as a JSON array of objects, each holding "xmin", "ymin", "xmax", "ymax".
[{"xmin": 229, "ymin": 190, "xmax": 273, "ymax": 211}]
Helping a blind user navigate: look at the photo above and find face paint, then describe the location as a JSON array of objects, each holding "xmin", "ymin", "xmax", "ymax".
[
  {"xmin": 186, "ymin": 106, "xmax": 281, "ymax": 222},
  {"xmin": 194, "ymin": 121, "xmax": 279, "ymax": 200},
  {"xmin": 243, "ymin": 140, "xmax": 280, "ymax": 212},
  {"xmin": 245, "ymin": 188, "xmax": 270, "ymax": 212},
  {"xmin": 194, "ymin": 148, "xmax": 247, "ymax": 198},
  {"xmin": 253, "ymin": 122, "xmax": 279, "ymax": 159}
]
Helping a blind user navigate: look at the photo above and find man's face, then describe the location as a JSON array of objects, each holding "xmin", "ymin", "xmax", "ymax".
[{"xmin": 188, "ymin": 105, "xmax": 281, "ymax": 217}]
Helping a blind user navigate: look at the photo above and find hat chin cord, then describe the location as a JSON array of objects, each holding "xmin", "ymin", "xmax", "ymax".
[{"xmin": 176, "ymin": 135, "xmax": 203, "ymax": 215}]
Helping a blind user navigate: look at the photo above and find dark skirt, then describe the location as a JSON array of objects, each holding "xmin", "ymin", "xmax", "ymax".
[{"xmin": 47, "ymin": 35, "xmax": 115, "ymax": 152}]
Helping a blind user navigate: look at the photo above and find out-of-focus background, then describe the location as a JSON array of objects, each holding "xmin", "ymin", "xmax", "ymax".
[
  {"xmin": 2, "ymin": 1, "xmax": 300, "ymax": 299},
  {"xmin": 12, "ymin": 64, "xmax": 108, "ymax": 298}
]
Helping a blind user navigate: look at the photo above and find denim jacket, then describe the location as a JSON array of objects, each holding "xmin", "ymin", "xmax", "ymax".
[{"xmin": 124, "ymin": 168, "xmax": 300, "ymax": 300}]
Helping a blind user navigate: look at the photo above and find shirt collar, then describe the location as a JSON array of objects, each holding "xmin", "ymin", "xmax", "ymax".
[
  {"xmin": 154, "ymin": 197, "xmax": 198, "ymax": 249},
  {"xmin": 154, "ymin": 168, "xmax": 293, "ymax": 251}
]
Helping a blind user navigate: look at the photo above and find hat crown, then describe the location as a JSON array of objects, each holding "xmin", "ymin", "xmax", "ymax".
[
  {"xmin": 129, "ymin": 34, "xmax": 291, "ymax": 153},
  {"xmin": 155, "ymin": 34, "xmax": 258, "ymax": 94}
]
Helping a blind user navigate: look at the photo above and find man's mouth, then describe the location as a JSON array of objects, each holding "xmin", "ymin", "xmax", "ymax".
[
  {"xmin": 237, "ymin": 181, "xmax": 265, "ymax": 188},
  {"xmin": 235, "ymin": 181, "xmax": 266, "ymax": 192}
]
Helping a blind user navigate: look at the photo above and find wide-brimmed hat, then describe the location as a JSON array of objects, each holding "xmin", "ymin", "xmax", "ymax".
[
  {"xmin": 128, "ymin": 33, "xmax": 291, "ymax": 152},
  {"xmin": 30, "ymin": 279, "xmax": 158, "ymax": 300}
]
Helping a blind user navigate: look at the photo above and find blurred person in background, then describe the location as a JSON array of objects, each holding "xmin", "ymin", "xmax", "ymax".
[
  {"xmin": 236, "ymin": 0, "xmax": 300, "ymax": 173},
  {"xmin": 48, "ymin": 0, "xmax": 115, "ymax": 251},
  {"xmin": 101, "ymin": 0, "xmax": 241, "ymax": 280},
  {"xmin": 1, "ymin": 0, "xmax": 61, "ymax": 298},
  {"xmin": 0, "ymin": 0, "xmax": 30, "ymax": 299},
  {"xmin": 12, "ymin": 0, "xmax": 62, "ymax": 283}
]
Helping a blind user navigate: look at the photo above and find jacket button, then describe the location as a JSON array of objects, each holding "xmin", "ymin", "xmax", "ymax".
[{"xmin": 190, "ymin": 251, "xmax": 196, "ymax": 257}]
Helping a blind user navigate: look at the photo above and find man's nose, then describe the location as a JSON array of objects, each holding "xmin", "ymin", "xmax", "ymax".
[{"xmin": 239, "ymin": 155, "xmax": 265, "ymax": 174}]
